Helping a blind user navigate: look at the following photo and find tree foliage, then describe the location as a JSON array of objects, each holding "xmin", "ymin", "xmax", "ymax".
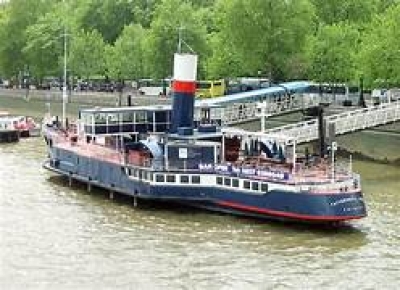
[
  {"xmin": 74, "ymin": 0, "xmax": 136, "ymax": 44},
  {"xmin": 23, "ymin": 8, "xmax": 64, "ymax": 80},
  {"xmin": 358, "ymin": 3, "xmax": 400, "ymax": 87},
  {"xmin": 311, "ymin": 0, "xmax": 377, "ymax": 25},
  {"xmin": 145, "ymin": 0, "xmax": 208, "ymax": 79},
  {"xmin": 209, "ymin": 0, "xmax": 314, "ymax": 81},
  {"xmin": 106, "ymin": 24, "xmax": 147, "ymax": 80},
  {"xmin": 0, "ymin": 0, "xmax": 399, "ymax": 88},
  {"xmin": 69, "ymin": 29, "xmax": 106, "ymax": 79},
  {"xmin": 306, "ymin": 23, "xmax": 360, "ymax": 83},
  {"xmin": 0, "ymin": 0, "xmax": 54, "ymax": 78}
]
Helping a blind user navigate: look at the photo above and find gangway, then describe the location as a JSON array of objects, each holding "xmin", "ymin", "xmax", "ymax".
[
  {"xmin": 194, "ymin": 81, "xmax": 320, "ymax": 125},
  {"xmin": 263, "ymin": 101, "xmax": 400, "ymax": 145}
]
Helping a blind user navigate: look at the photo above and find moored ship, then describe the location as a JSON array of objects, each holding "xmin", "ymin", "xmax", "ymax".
[{"xmin": 42, "ymin": 53, "xmax": 367, "ymax": 224}]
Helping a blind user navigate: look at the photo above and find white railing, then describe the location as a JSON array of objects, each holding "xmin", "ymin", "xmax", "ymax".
[
  {"xmin": 327, "ymin": 101, "xmax": 400, "ymax": 135},
  {"xmin": 263, "ymin": 101, "xmax": 400, "ymax": 144},
  {"xmin": 193, "ymin": 93, "xmax": 320, "ymax": 126}
]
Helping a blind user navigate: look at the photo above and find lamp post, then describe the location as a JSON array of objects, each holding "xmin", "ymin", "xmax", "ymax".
[
  {"xmin": 62, "ymin": 0, "xmax": 68, "ymax": 128},
  {"xmin": 62, "ymin": 26, "xmax": 68, "ymax": 127},
  {"xmin": 358, "ymin": 74, "xmax": 366, "ymax": 108},
  {"xmin": 117, "ymin": 77, "xmax": 124, "ymax": 107},
  {"xmin": 23, "ymin": 66, "xmax": 30, "ymax": 100}
]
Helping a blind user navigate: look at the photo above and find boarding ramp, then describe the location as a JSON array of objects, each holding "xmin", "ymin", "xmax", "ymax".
[
  {"xmin": 263, "ymin": 101, "xmax": 400, "ymax": 144},
  {"xmin": 194, "ymin": 81, "xmax": 319, "ymax": 125}
]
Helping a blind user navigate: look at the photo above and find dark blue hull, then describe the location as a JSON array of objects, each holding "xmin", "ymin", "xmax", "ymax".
[{"xmin": 44, "ymin": 147, "xmax": 367, "ymax": 223}]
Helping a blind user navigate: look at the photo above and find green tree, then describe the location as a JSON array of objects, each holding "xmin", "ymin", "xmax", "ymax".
[
  {"xmin": 69, "ymin": 29, "xmax": 106, "ymax": 79},
  {"xmin": 311, "ymin": 0, "xmax": 378, "ymax": 25},
  {"xmin": 74, "ymin": 0, "xmax": 156, "ymax": 43},
  {"xmin": 358, "ymin": 4, "xmax": 400, "ymax": 87},
  {"xmin": 0, "ymin": 0, "xmax": 54, "ymax": 78},
  {"xmin": 23, "ymin": 9, "xmax": 65, "ymax": 80},
  {"xmin": 145, "ymin": 0, "xmax": 208, "ymax": 79},
  {"xmin": 131, "ymin": 0, "xmax": 162, "ymax": 29},
  {"xmin": 209, "ymin": 0, "xmax": 314, "ymax": 81},
  {"xmin": 306, "ymin": 23, "xmax": 359, "ymax": 83},
  {"xmin": 376, "ymin": 0, "xmax": 400, "ymax": 11},
  {"xmin": 106, "ymin": 24, "xmax": 147, "ymax": 81},
  {"xmin": 206, "ymin": 33, "xmax": 244, "ymax": 79}
]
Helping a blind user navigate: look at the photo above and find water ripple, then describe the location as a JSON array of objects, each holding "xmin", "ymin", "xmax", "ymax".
[{"xmin": 1, "ymin": 140, "xmax": 399, "ymax": 289}]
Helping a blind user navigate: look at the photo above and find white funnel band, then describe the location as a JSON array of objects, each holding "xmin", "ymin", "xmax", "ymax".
[{"xmin": 173, "ymin": 53, "xmax": 198, "ymax": 82}]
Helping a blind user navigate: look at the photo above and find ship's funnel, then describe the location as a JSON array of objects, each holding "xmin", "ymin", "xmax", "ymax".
[{"xmin": 170, "ymin": 53, "xmax": 198, "ymax": 133}]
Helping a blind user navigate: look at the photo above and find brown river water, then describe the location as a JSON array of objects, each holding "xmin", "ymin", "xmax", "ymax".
[{"xmin": 1, "ymin": 96, "xmax": 399, "ymax": 289}]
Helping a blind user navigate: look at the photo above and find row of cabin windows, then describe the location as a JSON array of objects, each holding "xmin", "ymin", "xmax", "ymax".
[
  {"xmin": 127, "ymin": 168, "xmax": 153, "ymax": 181},
  {"xmin": 83, "ymin": 111, "xmax": 170, "ymax": 125},
  {"xmin": 216, "ymin": 176, "xmax": 268, "ymax": 192},
  {"xmin": 126, "ymin": 169, "xmax": 268, "ymax": 192},
  {"xmin": 127, "ymin": 168, "xmax": 202, "ymax": 184},
  {"xmin": 155, "ymin": 174, "xmax": 201, "ymax": 184}
]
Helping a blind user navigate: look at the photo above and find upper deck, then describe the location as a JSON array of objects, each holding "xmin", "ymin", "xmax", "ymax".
[{"xmin": 49, "ymin": 127, "xmax": 359, "ymax": 195}]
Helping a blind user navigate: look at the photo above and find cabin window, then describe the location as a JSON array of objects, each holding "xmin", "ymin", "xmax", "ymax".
[
  {"xmin": 252, "ymin": 182, "xmax": 259, "ymax": 191},
  {"xmin": 261, "ymin": 183, "xmax": 268, "ymax": 192},
  {"xmin": 94, "ymin": 113, "xmax": 106, "ymax": 124},
  {"xmin": 148, "ymin": 173, "xmax": 153, "ymax": 181},
  {"xmin": 156, "ymin": 174, "xmax": 165, "ymax": 183},
  {"xmin": 166, "ymin": 175, "xmax": 175, "ymax": 183},
  {"xmin": 133, "ymin": 169, "xmax": 138, "ymax": 178},
  {"xmin": 180, "ymin": 175, "xmax": 189, "ymax": 184},
  {"xmin": 123, "ymin": 113, "xmax": 134, "ymax": 123},
  {"xmin": 135, "ymin": 111, "xmax": 146, "ymax": 123},
  {"xmin": 232, "ymin": 179, "xmax": 239, "ymax": 188},
  {"xmin": 217, "ymin": 176, "xmax": 223, "ymax": 185},
  {"xmin": 224, "ymin": 178, "xmax": 231, "ymax": 186},
  {"xmin": 107, "ymin": 113, "xmax": 118, "ymax": 124},
  {"xmin": 191, "ymin": 175, "xmax": 201, "ymax": 184},
  {"xmin": 243, "ymin": 180, "xmax": 250, "ymax": 189}
]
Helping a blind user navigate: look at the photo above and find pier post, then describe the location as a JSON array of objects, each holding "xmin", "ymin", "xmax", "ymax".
[
  {"xmin": 109, "ymin": 191, "xmax": 114, "ymax": 200},
  {"xmin": 133, "ymin": 194, "xmax": 138, "ymax": 207},
  {"xmin": 87, "ymin": 181, "xmax": 92, "ymax": 193},
  {"xmin": 68, "ymin": 173, "xmax": 73, "ymax": 187}
]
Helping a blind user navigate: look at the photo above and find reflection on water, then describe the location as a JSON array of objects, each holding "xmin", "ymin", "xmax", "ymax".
[{"xmin": 1, "ymin": 138, "xmax": 399, "ymax": 289}]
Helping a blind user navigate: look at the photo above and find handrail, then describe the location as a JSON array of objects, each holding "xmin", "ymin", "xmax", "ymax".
[{"xmin": 262, "ymin": 101, "xmax": 400, "ymax": 144}]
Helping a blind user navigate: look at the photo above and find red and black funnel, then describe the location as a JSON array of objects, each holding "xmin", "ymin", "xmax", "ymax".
[{"xmin": 170, "ymin": 53, "xmax": 198, "ymax": 133}]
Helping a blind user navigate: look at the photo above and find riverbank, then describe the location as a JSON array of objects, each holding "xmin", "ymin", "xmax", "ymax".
[{"xmin": 0, "ymin": 88, "xmax": 170, "ymax": 107}]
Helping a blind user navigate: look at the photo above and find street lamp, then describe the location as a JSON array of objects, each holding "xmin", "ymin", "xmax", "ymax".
[
  {"xmin": 61, "ymin": 0, "xmax": 68, "ymax": 128},
  {"xmin": 62, "ymin": 26, "xmax": 68, "ymax": 127},
  {"xmin": 358, "ymin": 74, "xmax": 366, "ymax": 108},
  {"xmin": 23, "ymin": 66, "xmax": 30, "ymax": 100}
]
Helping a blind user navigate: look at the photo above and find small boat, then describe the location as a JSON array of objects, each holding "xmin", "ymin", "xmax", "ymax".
[
  {"xmin": 42, "ymin": 53, "xmax": 367, "ymax": 225},
  {"xmin": 0, "ymin": 114, "xmax": 41, "ymax": 138},
  {"xmin": 0, "ymin": 113, "xmax": 20, "ymax": 143}
]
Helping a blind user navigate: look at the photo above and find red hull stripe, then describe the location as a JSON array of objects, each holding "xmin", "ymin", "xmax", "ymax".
[
  {"xmin": 217, "ymin": 201, "xmax": 364, "ymax": 221},
  {"xmin": 173, "ymin": 80, "xmax": 196, "ymax": 94}
]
